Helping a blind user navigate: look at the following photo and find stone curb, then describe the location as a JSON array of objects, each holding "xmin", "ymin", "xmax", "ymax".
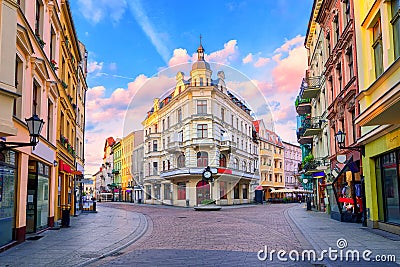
[{"xmin": 77, "ymin": 211, "xmax": 149, "ymax": 267}]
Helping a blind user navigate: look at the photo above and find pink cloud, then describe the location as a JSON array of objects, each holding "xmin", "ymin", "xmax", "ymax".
[
  {"xmin": 254, "ymin": 57, "xmax": 271, "ymax": 68},
  {"xmin": 168, "ymin": 48, "xmax": 191, "ymax": 67},
  {"xmin": 274, "ymin": 35, "xmax": 304, "ymax": 53},
  {"xmin": 206, "ymin": 40, "xmax": 238, "ymax": 64},
  {"xmin": 242, "ymin": 53, "xmax": 253, "ymax": 64},
  {"xmin": 87, "ymin": 61, "xmax": 103, "ymax": 73}
]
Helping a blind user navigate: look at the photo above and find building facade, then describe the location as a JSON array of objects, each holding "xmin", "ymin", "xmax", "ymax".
[
  {"xmin": 132, "ymin": 141, "xmax": 144, "ymax": 202},
  {"xmin": 254, "ymin": 120, "xmax": 285, "ymax": 199},
  {"xmin": 296, "ymin": 0, "xmax": 331, "ymax": 211},
  {"xmin": 142, "ymin": 43, "xmax": 259, "ymax": 207},
  {"xmin": 353, "ymin": 0, "xmax": 400, "ymax": 234},
  {"xmin": 283, "ymin": 141, "xmax": 302, "ymax": 190},
  {"xmin": 112, "ymin": 139, "xmax": 122, "ymax": 201}
]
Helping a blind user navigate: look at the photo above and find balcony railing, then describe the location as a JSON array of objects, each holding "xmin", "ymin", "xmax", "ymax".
[
  {"xmin": 302, "ymin": 116, "xmax": 324, "ymax": 136},
  {"xmin": 299, "ymin": 76, "xmax": 321, "ymax": 99},
  {"xmin": 219, "ymin": 140, "xmax": 236, "ymax": 152}
]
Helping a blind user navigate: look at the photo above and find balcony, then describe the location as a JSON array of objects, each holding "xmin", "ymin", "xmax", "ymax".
[
  {"xmin": 295, "ymin": 96, "xmax": 311, "ymax": 115},
  {"xmin": 297, "ymin": 128, "xmax": 313, "ymax": 144},
  {"xmin": 166, "ymin": 141, "xmax": 183, "ymax": 153},
  {"xmin": 145, "ymin": 132, "xmax": 161, "ymax": 141},
  {"xmin": 302, "ymin": 116, "xmax": 324, "ymax": 136},
  {"xmin": 274, "ymin": 168, "xmax": 284, "ymax": 173},
  {"xmin": 219, "ymin": 140, "xmax": 236, "ymax": 152},
  {"xmin": 299, "ymin": 76, "xmax": 321, "ymax": 99}
]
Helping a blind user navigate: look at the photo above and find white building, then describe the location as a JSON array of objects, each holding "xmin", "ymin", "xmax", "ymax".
[{"xmin": 142, "ymin": 43, "xmax": 259, "ymax": 207}]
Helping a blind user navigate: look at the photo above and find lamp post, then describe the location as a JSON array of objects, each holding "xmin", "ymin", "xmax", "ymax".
[
  {"xmin": 0, "ymin": 114, "xmax": 45, "ymax": 151},
  {"xmin": 335, "ymin": 130, "xmax": 367, "ymax": 227}
]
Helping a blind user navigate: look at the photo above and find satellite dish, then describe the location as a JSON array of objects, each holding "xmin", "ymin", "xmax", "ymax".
[{"xmin": 337, "ymin": 154, "xmax": 346, "ymax": 164}]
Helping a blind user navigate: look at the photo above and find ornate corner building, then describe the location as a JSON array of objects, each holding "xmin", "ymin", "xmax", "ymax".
[{"xmin": 142, "ymin": 43, "xmax": 260, "ymax": 207}]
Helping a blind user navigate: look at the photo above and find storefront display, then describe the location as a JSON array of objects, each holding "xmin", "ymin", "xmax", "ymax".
[{"xmin": 0, "ymin": 150, "xmax": 17, "ymax": 247}]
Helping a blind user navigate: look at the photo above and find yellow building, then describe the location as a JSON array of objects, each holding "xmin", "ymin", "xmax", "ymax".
[
  {"xmin": 55, "ymin": 0, "xmax": 85, "ymax": 222},
  {"xmin": 254, "ymin": 120, "xmax": 285, "ymax": 199},
  {"xmin": 354, "ymin": 0, "xmax": 400, "ymax": 234}
]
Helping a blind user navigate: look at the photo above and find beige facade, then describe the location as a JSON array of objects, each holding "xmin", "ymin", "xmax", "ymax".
[
  {"xmin": 254, "ymin": 120, "xmax": 285, "ymax": 199},
  {"xmin": 142, "ymin": 43, "xmax": 259, "ymax": 207}
]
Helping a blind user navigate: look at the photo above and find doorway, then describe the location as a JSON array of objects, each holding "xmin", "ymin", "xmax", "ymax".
[{"xmin": 196, "ymin": 180, "xmax": 210, "ymax": 205}]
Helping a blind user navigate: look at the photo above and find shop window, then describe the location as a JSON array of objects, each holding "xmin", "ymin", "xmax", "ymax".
[
  {"xmin": 177, "ymin": 182, "xmax": 186, "ymax": 200},
  {"xmin": 220, "ymin": 182, "xmax": 227, "ymax": 199},
  {"xmin": 234, "ymin": 184, "xmax": 240, "ymax": 199},
  {"xmin": 164, "ymin": 184, "xmax": 171, "ymax": 200},
  {"xmin": 380, "ymin": 151, "xmax": 400, "ymax": 224}
]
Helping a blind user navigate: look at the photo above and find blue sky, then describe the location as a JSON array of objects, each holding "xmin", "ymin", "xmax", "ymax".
[{"xmin": 70, "ymin": 0, "xmax": 314, "ymax": 172}]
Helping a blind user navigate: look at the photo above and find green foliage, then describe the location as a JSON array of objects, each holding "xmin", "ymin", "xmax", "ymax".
[{"xmin": 200, "ymin": 199, "xmax": 216, "ymax": 205}]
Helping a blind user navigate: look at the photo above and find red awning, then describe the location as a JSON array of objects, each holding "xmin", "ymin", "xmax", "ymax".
[
  {"xmin": 59, "ymin": 160, "xmax": 72, "ymax": 174},
  {"xmin": 217, "ymin": 168, "xmax": 232, "ymax": 174}
]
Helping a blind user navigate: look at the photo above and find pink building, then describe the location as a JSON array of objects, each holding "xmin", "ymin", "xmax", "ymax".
[{"xmin": 283, "ymin": 141, "xmax": 302, "ymax": 189}]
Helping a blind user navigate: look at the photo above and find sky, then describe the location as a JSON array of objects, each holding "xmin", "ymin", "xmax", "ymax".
[{"xmin": 69, "ymin": 0, "xmax": 314, "ymax": 175}]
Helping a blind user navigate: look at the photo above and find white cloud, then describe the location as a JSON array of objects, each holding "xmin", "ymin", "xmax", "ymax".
[
  {"xmin": 206, "ymin": 40, "xmax": 238, "ymax": 64},
  {"xmin": 128, "ymin": 1, "xmax": 170, "ymax": 63},
  {"xmin": 242, "ymin": 53, "xmax": 253, "ymax": 64},
  {"xmin": 77, "ymin": 0, "xmax": 127, "ymax": 24},
  {"xmin": 87, "ymin": 61, "xmax": 103, "ymax": 73}
]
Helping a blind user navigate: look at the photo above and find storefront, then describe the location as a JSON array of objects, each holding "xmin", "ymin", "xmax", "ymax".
[
  {"xmin": 58, "ymin": 160, "xmax": 74, "ymax": 220},
  {"xmin": 375, "ymin": 150, "xmax": 400, "ymax": 226},
  {"xmin": 0, "ymin": 150, "xmax": 17, "ymax": 247},
  {"xmin": 26, "ymin": 160, "xmax": 50, "ymax": 233},
  {"xmin": 327, "ymin": 158, "xmax": 362, "ymax": 223}
]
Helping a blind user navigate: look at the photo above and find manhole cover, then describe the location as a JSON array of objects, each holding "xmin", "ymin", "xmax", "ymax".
[
  {"xmin": 26, "ymin": 236, "xmax": 43, "ymax": 241},
  {"xmin": 80, "ymin": 253, "xmax": 101, "ymax": 259},
  {"xmin": 177, "ymin": 216, "xmax": 187, "ymax": 218}
]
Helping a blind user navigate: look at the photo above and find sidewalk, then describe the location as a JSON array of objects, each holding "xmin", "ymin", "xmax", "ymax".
[
  {"xmin": 287, "ymin": 204, "xmax": 400, "ymax": 266},
  {"xmin": 0, "ymin": 204, "xmax": 148, "ymax": 267}
]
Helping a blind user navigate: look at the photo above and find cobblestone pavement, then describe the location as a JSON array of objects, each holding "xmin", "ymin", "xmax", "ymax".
[{"xmin": 88, "ymin": 203, "xmax": 314, "ymax": 267}]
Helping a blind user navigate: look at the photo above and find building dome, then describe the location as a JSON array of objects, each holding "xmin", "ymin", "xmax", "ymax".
[{"xmin": 191, "ymin": 60, "xmax": 210, "ymax": 71}]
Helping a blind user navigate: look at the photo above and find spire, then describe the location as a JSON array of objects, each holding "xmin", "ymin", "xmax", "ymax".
[{"xmin": 197, "ymin": 34, "xmax": 205, "ymax": 61}]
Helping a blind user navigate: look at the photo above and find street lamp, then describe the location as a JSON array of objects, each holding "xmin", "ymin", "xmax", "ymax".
[
  {"xmin": 0, "ymin": 114, "xmax": 45, "ymax": 151},
  {"xmin": 335, "ymin": 130, "xmax": 364, "ymax": 156},
  {"xmin": 335, "ymin": 130, "xmax": 367, "ymax": 227}
]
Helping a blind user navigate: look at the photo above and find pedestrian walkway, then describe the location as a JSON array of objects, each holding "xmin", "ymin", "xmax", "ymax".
[
  {"xmin": 287, "ymin": 204, "xmax": 400, "ymax": 266},
  {"xmin": 0, "ymin": 204, "xmax": 148, "ymax": 267}
]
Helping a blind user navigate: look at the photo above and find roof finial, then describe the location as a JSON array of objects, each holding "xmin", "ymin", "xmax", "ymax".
[{"xmin": 197, "ymin": 34, "xmax": 205, "ymax": 61}]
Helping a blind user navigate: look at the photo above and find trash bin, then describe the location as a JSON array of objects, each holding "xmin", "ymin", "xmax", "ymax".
[
  {"xmin": 186, "ymin": 199, "xmax": 190, "ymax": 207},
  {"xmin": 62, "ymin": 208, "xmax": 71, "ymax": 227},
  {"xmin": 92, "ymin": 200, "xmax": 96, "ymax": 212}
]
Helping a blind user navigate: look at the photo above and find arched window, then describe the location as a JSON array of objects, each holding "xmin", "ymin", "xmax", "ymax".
[
  {"xmin": 233, "ymin": 158, "xmax": 239, "ymax": 169},
  {"xmin": 242, "ymin": 161, "xmax": 247, "ymax": 172},
  {"xmin": 197, "ymin": 151, "xmax": 208, "ymax": 167},
  {"xmin": 177, "ymin": 153, "xmax": 185, "ymax": 168},
  {"xmin": 219, "ymin": 154, "xmax": 227, "ymax": 167}
]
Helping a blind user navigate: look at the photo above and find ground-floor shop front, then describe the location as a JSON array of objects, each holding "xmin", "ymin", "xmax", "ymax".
[
  {"xmin": 362, "ymin": 127, "xmax": 400, "ymax": 234},
  {"xmin": 143, "ymin": 174, "xmax": 254, "ymax": 207}
]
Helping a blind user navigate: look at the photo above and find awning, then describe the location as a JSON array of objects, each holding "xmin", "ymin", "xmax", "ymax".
[
  {"xmin": 271, "ymin": 188, "xmax": 313, "ymax": 194},
  {"xmin": 255, "ymin": 185, "xmax": 263, "ymax": 190}
]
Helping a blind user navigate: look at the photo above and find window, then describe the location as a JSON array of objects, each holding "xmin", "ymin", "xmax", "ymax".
[
  {"xmin": 231, "ymin": 115, "xmax": 234, "ymax": 126},
  {"xmin": 241, "ymin": 121, "xmax": 243, "ymax": 132},
  {"xmin": 373, "ymin": 18, "xmax": 384, "ymax": 78},
  {"xmin": 177, "ymin": 182, "xmax": 186, "ymax": 200},
  {"xmin": 177, "ymin": 108, "xmax": 182, "ymax": 123},
  {"xmin": 346, "ymin": 48, "xmax": 354, "ymax": 79},
  {"xmin": 234, "ymin": 184, "xmax": 240, "ymax": 199},
  {"xmin": 168, "ymin": 160, "xmax": 171, "ymax": 170},
  {"xmin": 242, "ymin": 184, "xmax": 248, "ymax": 199},
  {"xmin": 50, "ymin": 26, "xmax": 56, "ymax": 61},
  {"xmin": 177, "ymin": 153, "xmax": 185, "ymax": 168},
  {"xmin": 242, "ymin": 161, "xmax": 246, "ymax": 171},
  {"xmin": 236, "ymin": 118, "xmax": 239, "ymax": 129},
  {"xmin": 146, "ymin": 185, "xmax": 151, "ymax": 200},
  {"xmin": 197, "ymin": 124, "xmax": 208, "ymax": 138},
  {"xmin": 220, "ymin": 182, "xmax": 227, "ymax": 199},
  {"xmin": 153, "ymin": 162, "xmax": 158, "ymax": 176},
  {"xmin": 35, "ymin": 0, "xmax": 43, "ymax": 37},
  {"xmin": 197, "ymin": 151, "xmax": 208, "ymax": 167},
  {"xmin": 14, "ymin": 56, "xmax": 23, "ymax": 118},
  {"xmin": 334, "ymin": 15, "xmax": 340, "ymax": 45},
  {"xmin": 33, "ymin": 81, "xmax": 40, "ymax": 115},
  {"xmin": 234, "ymin": 158, "xmax": 238, "ymax": 169},
  {"xmin": 197, "ymin": 100, "xmax": 207, "ymax": 114},
  {"xmin": 162, "ymin": 119, "xmax": 165, "ymax": 131},
  {"xmin": 337, "ymin": 63, "xmax": 342, "ymax": 91},
  {"xmin": 153, "ymin": 140, "xmax": 158, "ymax": 152},
  {"xmin": 163, "ymin": 161, "xmax": 165, "ymax": 171},
  {"xmin": 164, "ymin": 184, "xmax": 171, "ymax": 200},
  {"xmin": 167, "ymin": 116, "xmax": 170, "ymax": 129},
  {"xmin": 178, "ymin": 130, "xmax": 183, "ymax": 142},
  {"xmin": 326, "ymin": 33, "xmax": 331, "ymax": 55},
  {"xmin": 219, "ymin": 154, "xmax": 227, "ymax": 167},
  {"xmin": 47, "ymin": 100, "xmax": 53, "ymax": 142},
  {"xmin": 155, "ymin": 124, "xmax": 158, "ymax": 133},
  {"xmin": 200, "ymin": 77, "xmax": 204, "ymax": 86},
  {"xmin": 344, "ymin": 0, "xmax": 351, "ymax": 25},
  {"xmin": 392, "ymin": 0, "xmax": 400, "ymax": 59},
  {"xmin": 148, "ymin": 142, "xmax": 151, "ymax": 153},
  {"xmin": 60, "ymin": 112, "xmax": 64, "ymax": 137},
  {"xmin": 162, "ymin": 139, "xmax": 165, "ymax": 149},
  {"xmin": 221, "ymin": 108, "xmax": 225, "ymax": 121}
]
